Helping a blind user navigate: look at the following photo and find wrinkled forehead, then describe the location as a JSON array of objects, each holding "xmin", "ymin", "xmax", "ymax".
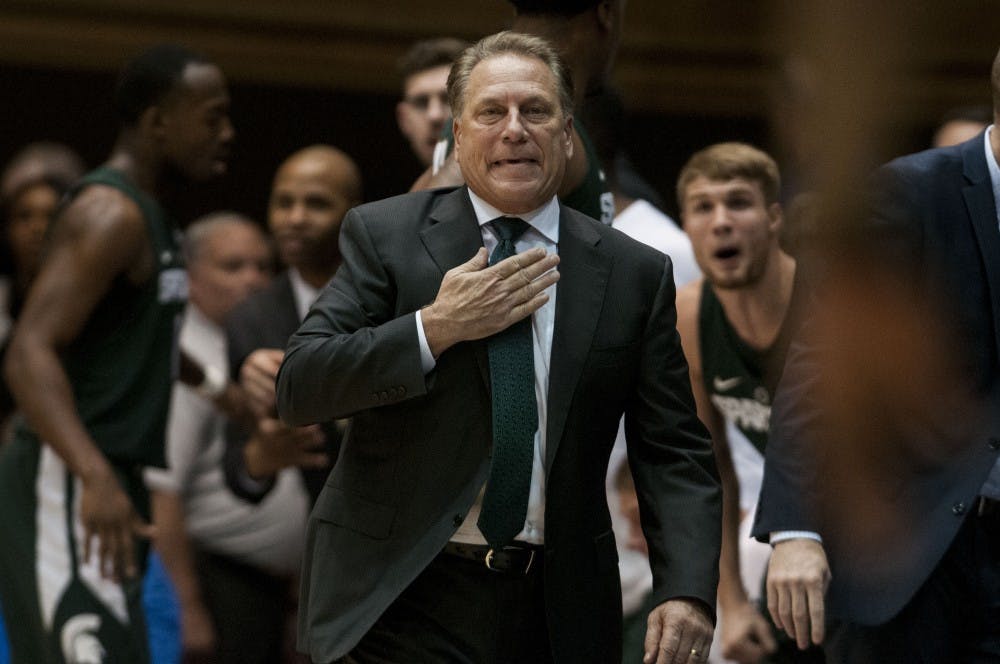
[{"xmin": 465, "ymin": 53, "xmax": 561, "ymax": 104}]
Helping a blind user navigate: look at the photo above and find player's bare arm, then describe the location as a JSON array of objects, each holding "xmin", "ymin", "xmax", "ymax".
[{"xmin": 5, "ymin": 185, "xmax": 155, "ymax": 580}]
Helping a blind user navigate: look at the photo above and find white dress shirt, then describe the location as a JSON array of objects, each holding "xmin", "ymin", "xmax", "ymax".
[{"xmin": 416, "ymin": 189, "xmax": 559, "ymax": 545}]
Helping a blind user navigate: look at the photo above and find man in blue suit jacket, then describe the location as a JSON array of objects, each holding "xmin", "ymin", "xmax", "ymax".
[{"xmin": 753, "ymin": 46, "xmax": 1000, "ymax": 662}]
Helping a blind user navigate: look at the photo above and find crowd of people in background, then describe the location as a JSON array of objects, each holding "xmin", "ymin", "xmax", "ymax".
[{"xmin": 0, "ymin": 1, "xmax": 998, "ymax": 663}]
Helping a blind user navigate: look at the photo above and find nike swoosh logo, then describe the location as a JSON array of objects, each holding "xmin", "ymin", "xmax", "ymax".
[{"xmin": 713, "ymin": 376, "xmax": 743, "ymax": 391}]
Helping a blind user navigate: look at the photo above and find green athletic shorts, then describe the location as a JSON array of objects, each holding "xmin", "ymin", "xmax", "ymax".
[{"xmin": 0, "ymin": 434, "xmax": 151, "ymax": 663}]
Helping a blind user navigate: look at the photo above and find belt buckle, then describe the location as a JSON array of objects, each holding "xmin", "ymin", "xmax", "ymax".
[{"xmin": 484, "ymin": 547, "xmax": 535, "ymax": 575}]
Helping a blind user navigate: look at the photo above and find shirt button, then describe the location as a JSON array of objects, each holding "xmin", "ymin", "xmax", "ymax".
[{"xmin": 952, "ymin": 502, "xmax": 966, "ymax": 516}]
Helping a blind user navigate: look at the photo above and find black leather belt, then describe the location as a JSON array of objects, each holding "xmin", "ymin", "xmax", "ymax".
[{"xmin": 443, "ymin": 541, "xmax": 542, "ymax": 575}]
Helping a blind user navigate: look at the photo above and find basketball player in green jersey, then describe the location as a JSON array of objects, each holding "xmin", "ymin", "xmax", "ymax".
[
  {"xmin": 675, "ymin": 143, "xmax": 814, "ymax": 664},
  {"xmin": 0, "ymin": 44, "xmax": 236, "ymax": 663}
]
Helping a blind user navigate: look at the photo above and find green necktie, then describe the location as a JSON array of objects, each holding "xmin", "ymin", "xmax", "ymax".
[{"xmin": 477, "ymin": 217, "xmax": 538, "ymax": 548}]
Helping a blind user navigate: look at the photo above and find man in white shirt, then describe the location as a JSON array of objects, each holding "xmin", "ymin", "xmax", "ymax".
[{"xmin": 145, "ymin": 212, "xmax": 311, "ymax": 663}]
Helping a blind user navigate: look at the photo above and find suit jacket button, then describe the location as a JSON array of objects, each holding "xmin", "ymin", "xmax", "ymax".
[
  {"xmin": 989, "ymin": 437, "xmax": 1000, "ymax": 451},
  {"xmin": 952, "ymin": 502, "xmax": 966, "ymax": 515},
  {"xmin": 452, "ymin": 514, "xmax": 463, "ymax": 526}
]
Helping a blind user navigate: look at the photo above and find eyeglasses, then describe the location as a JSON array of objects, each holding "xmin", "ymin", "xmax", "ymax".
[{"xmin": 404, "ymin": 91, "xmax": 450, "ymax": 112}]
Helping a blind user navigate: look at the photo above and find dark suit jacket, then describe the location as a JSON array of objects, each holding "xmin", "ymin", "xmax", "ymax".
[
  {"xmin": 752, "ymin": 133, "xmax": 1000, "ymax": 625},
  {"xmin": 223, "ymin": 271, "xmax": 339, "ymax": 504},
  {"xmin": 276, "ymin": 186, "xmax": 721, "ymax": 663}
]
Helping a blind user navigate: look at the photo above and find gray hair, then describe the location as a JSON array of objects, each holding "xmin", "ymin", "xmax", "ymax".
[
  {"xmin": 183, "ymin": 211, "xmax": 261, "ymax": 265},
  {"xmin": 447, "ymin": 31, "xmax": 574, "ymax": 118}
]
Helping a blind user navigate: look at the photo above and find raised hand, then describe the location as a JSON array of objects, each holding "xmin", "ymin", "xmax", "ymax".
[{"xmin": 421, "ymin": 246, "xmax": 559, "ymax": 357}]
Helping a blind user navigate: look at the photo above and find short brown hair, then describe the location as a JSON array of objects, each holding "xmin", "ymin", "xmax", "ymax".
[
  {"xmin": 447, "ymin": 31, "xmax": 574, "ymax": 118},
  {"xmin": 677, "ymin": 142, "xmax": 781, "ymax": 209},
  {"xmin": 397, "ymin": 38, "xmax": 469, "ymax": 83}
]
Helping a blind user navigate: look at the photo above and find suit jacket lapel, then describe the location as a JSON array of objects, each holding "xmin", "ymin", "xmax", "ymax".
[
  {"xmin": 419, "ymin": 187, "xmax": 490, "ymax": 387},
  {"xmin": 546, "ymin": 209, "xmax": 611, "ymax": 473},
  {"xmin": 961, "ymin": 135, "xmax": 1000, "ymax": 359}
]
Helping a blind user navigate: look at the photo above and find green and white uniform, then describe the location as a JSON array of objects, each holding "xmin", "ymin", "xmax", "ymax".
[
  {"xmin": 0, "ymin": 167, "xmax": 186, "ymax": 663},
  {"xmin": 698, "ymin": 277, "xmax": 801, "ymax": 456}
]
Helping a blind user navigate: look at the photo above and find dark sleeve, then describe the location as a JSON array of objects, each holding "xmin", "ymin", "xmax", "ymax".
[
  {"xmin": 222, "ymin": 416, "xmax": 275, "ymax": 504},
  {"xmin": 751, "ymin": 163, "xmax": 925, "ymax": 540},
  {"xmin": 221, "ymin": 300, "xmax": 275, "ymax": 503},
  {"xmin": 276, "ymin": 206, "xmax": 429, "ymax": 424},
  {"xmin": 750, "ymin": 326, "xmax": 825, "ymax": 539},
  {"xmin": 626, "ymin": 255, "xmax": 723, "ymax": 617}
]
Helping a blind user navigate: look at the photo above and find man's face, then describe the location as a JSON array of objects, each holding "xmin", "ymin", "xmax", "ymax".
[
  {"xmin": 6, "ymin": 181, "xmax": 59, "ymax": 279},
  {"xmin": 454, "ymin": 54, "xmax": 573, "ymax": 214},
  {"xmin": 268, "ymin": 157, "xmax": 354, "ymax": 270},
  {"xmin": 188, "ymin": 222, "xmax": 272, "ymax": 324},
  {"xmin": 681, "ymin": 176, "xmax": 781, "ymax": 289},
  {"xmin": 397, "ymin": 64, "xmax": 451, "ymax": 167},
  {"xmin": 158, "ymin": 63, "xmax": 234, "ymax": 181}
]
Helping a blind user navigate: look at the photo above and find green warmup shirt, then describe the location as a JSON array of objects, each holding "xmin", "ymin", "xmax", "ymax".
[
  {"xmin": 15, "ymin": 166, "xmax": 187, "ymax": 468},
  {"xmin": 433, "ymin": 120, "xmax": 614, "ymax": 225},
  {"xmin": 698, "ymin": 275, "xmax": 803, "ymax": 454}
]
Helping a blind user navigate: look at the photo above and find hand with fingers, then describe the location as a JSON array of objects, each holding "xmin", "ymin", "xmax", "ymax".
[
  {"xmin": 79, "ymin": 466, "xmax": 154, "ymax": 581},
  {"xmin": 644, "ymin": 598, "xmax": 714, "ymax": 664},
  {"xmin": 421, "ymin": 246, "xmax": 560, "ymax": 357},
  {"xmin": 719, "ymin": 599, "xmax": 778, "ymax": 663},
  {"xmin": 239, "ymin": 348, "xmax": 284, "ymax": 418},
  {"xmin": 766, "ymin": 538, "xmax": 831, "ymax": 650},
  {"xmin": 243, "ymin": 417, "xmax": 329, "ymax": 478}
]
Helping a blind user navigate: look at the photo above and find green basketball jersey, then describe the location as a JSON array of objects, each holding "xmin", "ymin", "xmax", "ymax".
[
  {"xmin": 698, "ymin": 276, "xmax": 802, "ymax": 454},
  {"xmin": 17, "ymin": 167, "xmax": 187, "ymax": 468}
]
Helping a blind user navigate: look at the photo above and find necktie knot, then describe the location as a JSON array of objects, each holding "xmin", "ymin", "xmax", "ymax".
[
  {"xmin": 491, "ymin": 217, "xmax": 530, "ymax": 242},
  {"xmin": 489, "ymin": 217, "xmax": 530, "ymax": 266}
]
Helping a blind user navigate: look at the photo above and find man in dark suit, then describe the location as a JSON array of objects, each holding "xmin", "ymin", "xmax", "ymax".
[
  {"xmin": 277, "ymin": 32, "xmax": 721, "ymax": 664},
  {"xmin": 224, "ymin": 145, "xmax": 362, "ymax": 504},
  {"xmin": 752, "ymin": 46, "xmax": 1000, "ymax": 663}
]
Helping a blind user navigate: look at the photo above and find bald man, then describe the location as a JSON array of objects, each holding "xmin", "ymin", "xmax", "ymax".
[{"xmin": 223, "ymin": 145, "xmax": 363, "ymax": 506}]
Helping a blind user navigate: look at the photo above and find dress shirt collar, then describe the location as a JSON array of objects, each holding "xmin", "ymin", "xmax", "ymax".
[
  {"xmin": 288, "ymin": 267, "xmax": 322, "ymax": 322},
  {"xmin": 985, "ymin": 126, "xmax": 1000, "ymax": 229},
  {"xmin": 466, "ymin": 188, "xmax": 560, "ymax": 245}
]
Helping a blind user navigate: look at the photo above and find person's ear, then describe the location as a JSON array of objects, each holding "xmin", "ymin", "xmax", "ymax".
[
  {"xmin": 768, "ymin": 202, "xmax": 784, "ymax": 234},
  {"xmin": 452, "ymin": 118, "xmax": 462, "ymax": 160}
]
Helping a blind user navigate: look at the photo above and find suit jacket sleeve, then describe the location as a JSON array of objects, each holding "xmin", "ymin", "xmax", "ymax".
[
  {"xmin": 626, "ymin": 255, "xmax": 722, "ymax": 614},
  {"xmin": 276, "ymin": 206, "xmax": 430, "ymax": 424},
  {"xmin": 752, "ymin": 164, "xmax": 925, "ymax": 540}
]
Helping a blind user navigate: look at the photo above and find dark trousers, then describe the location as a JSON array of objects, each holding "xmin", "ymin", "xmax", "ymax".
[
  {"xmin": 195, "ymin": 548, "xmax": 294, "ymax": 664},
  {"xmin": 343, "ymin": 548, "xmax": 553, "ymax": 664},
  {"xmin": 826, "ymin": 500, "xmax": 1000, "ymax": 663}
]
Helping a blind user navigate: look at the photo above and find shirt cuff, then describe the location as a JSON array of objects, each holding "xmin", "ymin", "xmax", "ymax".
[
  {"xmin": 769, "ymin": 530, "xmax": 823, "ymax": 546},
  {"xmin": 415, "ymin": 309, "xmax": 436, "ymax": 374}
]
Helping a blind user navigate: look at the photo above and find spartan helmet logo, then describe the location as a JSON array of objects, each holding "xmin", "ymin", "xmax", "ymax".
[{"xmin": 60, "ymin": 613, "xmax": 106, "ymax": 664}]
